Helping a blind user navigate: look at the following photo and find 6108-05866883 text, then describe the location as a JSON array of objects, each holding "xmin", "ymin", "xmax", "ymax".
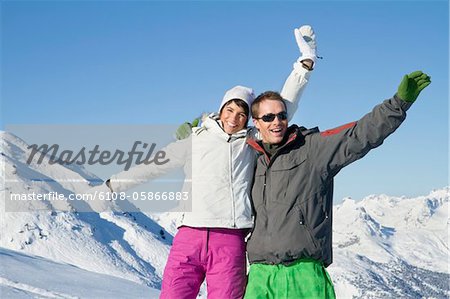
[{"xmin": 9, "ymin": 191, "xmax": 190, "ymax": 202}]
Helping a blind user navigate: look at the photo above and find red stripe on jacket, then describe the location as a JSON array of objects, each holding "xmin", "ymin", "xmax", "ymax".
[{"xmin": 320, "ymin": 121, "xmax": 356, "ymax": 137}]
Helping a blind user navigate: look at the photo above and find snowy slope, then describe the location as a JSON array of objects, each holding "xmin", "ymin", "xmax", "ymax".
[
  {"xmin": 1, "ymin": 131, "xmax": 174, "ymax": 290},
  {"xmin": 1, "ymin": 131, "xmax": 449, "ymax": 298},
  {"xmin": 0, "ymin": 247, "xmax": 159, "ymax": 298}
]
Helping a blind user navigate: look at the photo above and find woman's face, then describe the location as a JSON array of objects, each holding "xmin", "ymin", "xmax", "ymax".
[{"xmin": 219, "ymin": 101, "xmax": 248, "ymax": 134}]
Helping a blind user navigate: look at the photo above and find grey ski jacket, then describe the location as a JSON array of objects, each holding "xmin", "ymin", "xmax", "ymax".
[{"xmin": 246, "ymin": 95, "xmax": 412, "ymax": 267}]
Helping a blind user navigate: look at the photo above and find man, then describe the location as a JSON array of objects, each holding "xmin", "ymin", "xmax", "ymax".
[{"xmin": 244, "ymin": 71, "xmax": 431, "ymax": 298}]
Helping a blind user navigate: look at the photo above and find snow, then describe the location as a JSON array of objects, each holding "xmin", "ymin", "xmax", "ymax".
[
  {"xmin": 1, "ymin": 131, "xmax": 449, "ymax": 298},
  {"xmin": 0, "ymin": 247, "xmax": 158, "ymax": 298},
  {"xmin": 329, "ymin": 188, "xmax": 449, "ymax": 298},
  {"xmin": 1, "ymin": 132, "xmax": 172, "ymax": 289}
]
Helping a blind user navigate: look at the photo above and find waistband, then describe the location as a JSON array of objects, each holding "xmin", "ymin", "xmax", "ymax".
[{"xmin": 179, "ymin": 226, "xmax": 250, "ymax": 236}]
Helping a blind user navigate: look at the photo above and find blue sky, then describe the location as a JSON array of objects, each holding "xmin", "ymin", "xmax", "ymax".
[{"xmin": 1, "ymin": 0, "xmax": 448, "ymax": 202}]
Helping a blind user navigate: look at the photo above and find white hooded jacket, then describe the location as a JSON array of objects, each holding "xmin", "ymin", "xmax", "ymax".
[{"xmin": 109, "ymin": 62, "xmax": 311, "ymax": 229}]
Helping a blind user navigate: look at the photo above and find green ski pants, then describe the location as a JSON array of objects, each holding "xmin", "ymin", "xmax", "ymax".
[{"xmin": 244, "ymin": 259, "xmax": 336, "ymax": 299}]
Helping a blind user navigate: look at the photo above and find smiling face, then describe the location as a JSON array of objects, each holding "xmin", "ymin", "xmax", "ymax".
[
  {"xmin": 219, "ymin": 100, "xmax": 248, "ymax": 134},
  {"xmin": 253, "ymin": 99, "xmax": 288, "ymax": 144}
]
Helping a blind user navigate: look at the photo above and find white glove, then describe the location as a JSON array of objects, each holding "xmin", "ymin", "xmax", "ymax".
[{"xmin": 294, "ymin": 25, "xmax": 317, "ymax": 64}]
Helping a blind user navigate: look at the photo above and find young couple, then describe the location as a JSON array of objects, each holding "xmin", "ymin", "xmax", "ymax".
[{"xmin": 104, "ymin": 23, "xmax": 430, "ymax": 299}]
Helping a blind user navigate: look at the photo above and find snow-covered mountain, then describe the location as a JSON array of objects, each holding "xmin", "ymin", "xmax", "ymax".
[
  {"xmin": 1, "ymin": 131, "xmax": 449, "ymax": 298},
  {"xmin": 1, "ymin": 131, "xmax": 174, "ymax": 294},
  {"xmin": 329, "ymin": 188, "xmax": 449, "ymax": 298}
]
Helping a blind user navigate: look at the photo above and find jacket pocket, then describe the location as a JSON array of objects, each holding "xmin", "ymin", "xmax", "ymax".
[
  {"xmin": 296, "ymin": 205, "xmax": 319, "ymax": 252},
  {"xmin": 295, "ymin": 193, "xmax": 331, "ymax": 257},
  {"xmin": 268, "ymin": 152, "xmax": 308, "ymax": 205},
  {"xmin": 270, "ymin": 151, "xmax": 307, "ymax": 172},
  {"xmin": 252, "ymin": 165, "xmax": 267, "ymax": 209}
]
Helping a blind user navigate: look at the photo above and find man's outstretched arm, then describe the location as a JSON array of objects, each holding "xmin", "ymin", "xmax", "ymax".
[{"xmin": 310, "ymin": 71, "xmax": 431, "ymax": 178}]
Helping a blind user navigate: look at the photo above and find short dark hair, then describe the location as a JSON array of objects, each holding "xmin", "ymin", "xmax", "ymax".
[
  {"xmin": 219, "ymin": 98, "xmax": 250, "ymax": 126},
  {"xmin": 251, "ymin": 91, "xmax": 286, "ymax": 119}
]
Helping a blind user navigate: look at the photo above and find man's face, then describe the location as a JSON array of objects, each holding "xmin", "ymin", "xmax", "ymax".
[{"xmin": 253, "ymin": 99, "xmax": 288, "ymax": 144}]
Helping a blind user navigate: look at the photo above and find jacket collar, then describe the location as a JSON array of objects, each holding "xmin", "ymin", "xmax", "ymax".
[
  {"xmin": 247, "ymin": 125, "xmax": 301, "ymax": 154},
  {"xmin": 247, "ymin": 125, "xmax": 319, "ymax": 163}
]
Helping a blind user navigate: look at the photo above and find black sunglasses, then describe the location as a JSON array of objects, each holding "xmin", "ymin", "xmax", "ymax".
[{"xmin": 254, "ymin": 111, "xmax": 288, "ymax": 122}]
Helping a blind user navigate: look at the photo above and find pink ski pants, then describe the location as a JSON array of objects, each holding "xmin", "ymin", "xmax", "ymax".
[{"xmin": 160, "ymin": 226, "xmax": 248, "ymax": 299}]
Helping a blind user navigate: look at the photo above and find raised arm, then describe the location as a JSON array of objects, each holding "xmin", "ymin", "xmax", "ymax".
[
  {"xmin": 282, "ymin": 25, "xmax": 318, "ymax": 121},
  {"xmin": 310, "ymin": 71, "xmax": 431, "ymax": 178}
]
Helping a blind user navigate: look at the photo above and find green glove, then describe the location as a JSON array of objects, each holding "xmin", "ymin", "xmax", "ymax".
[
  {"xmin": 191, "ymin": 118, "xmax": 200, "ymax": 127},
  {"xmin": 175, "ymin": 117, "xmax": 201, "ymax": 140},
  {"xmin": 397, "ymin": 71, "xmax": 431, "ymax": 103}
]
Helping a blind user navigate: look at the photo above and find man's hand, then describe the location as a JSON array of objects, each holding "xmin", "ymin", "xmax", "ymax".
[
  {"xmin": 397, "ymin": 71, "xmax": 431, "ymax": 103},
  {"xmin": 175, "ymin": 117, "xmax": 200, "ymax": 140},
  {"xmin": 294, "ymin": 25, "xmax": 317, "ymax": 67}
]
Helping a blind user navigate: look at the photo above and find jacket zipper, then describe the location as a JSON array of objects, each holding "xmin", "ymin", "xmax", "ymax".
[
  {"xmin": 229, "ymin": 141, "xmax": 236, "ymax": 227},
  {"xmin": 262, "ymin": 170, "xmax": 267, "ymax": 206}
]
